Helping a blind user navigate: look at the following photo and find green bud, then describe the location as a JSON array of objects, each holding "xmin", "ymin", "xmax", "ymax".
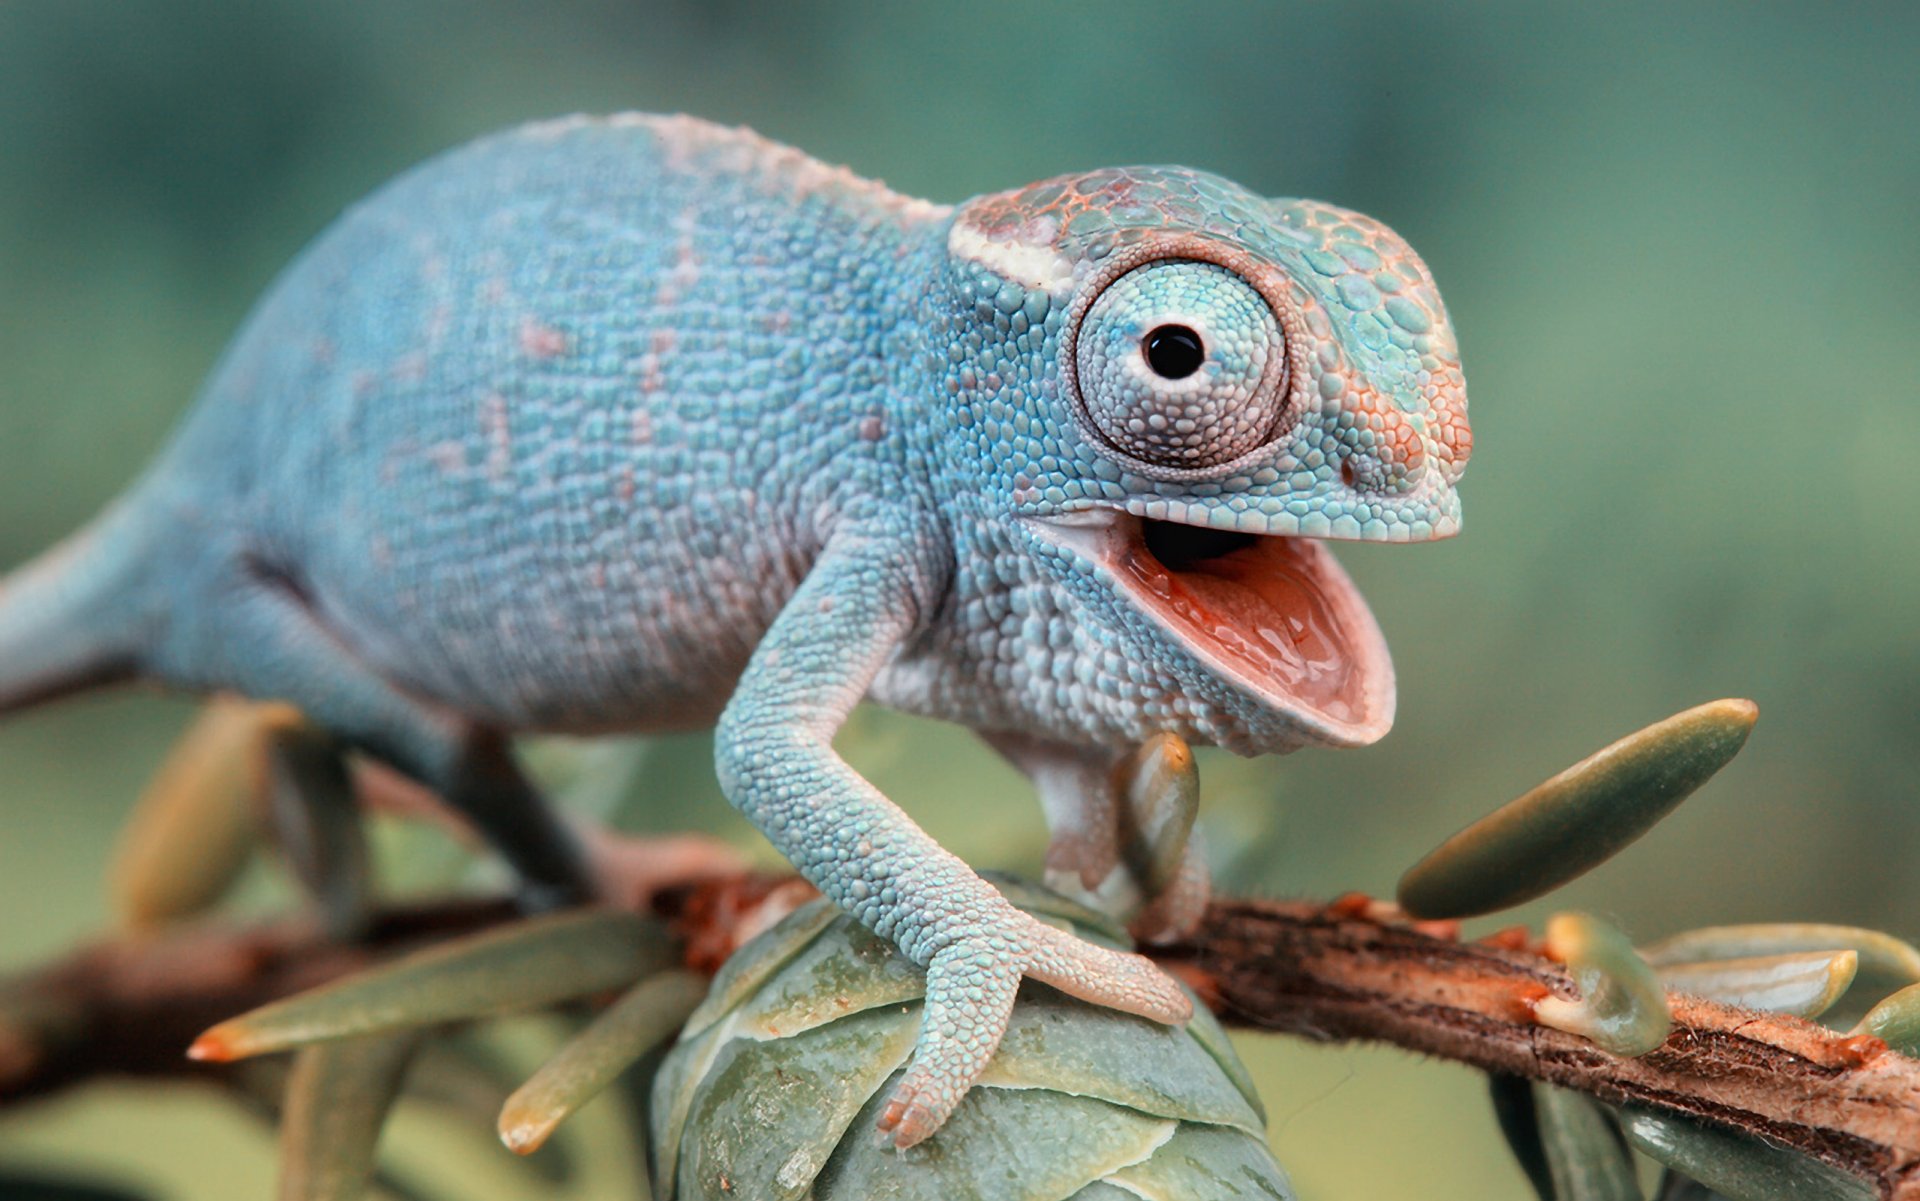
[
  {"xmin": 1535, "ymin": 913, "xmax": 1672, "ymax": 1057},
  {"xmin": 651, "ymin": 883, "xmax": 1289, "ymax": 1200}
]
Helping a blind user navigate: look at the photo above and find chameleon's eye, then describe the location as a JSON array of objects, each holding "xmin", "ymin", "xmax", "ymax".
[
  {"xmin": 1142, "ymin": 324, "xmax": 1205, "ymax": 379},
  {"xmin": 1073, "ymin": 260, "xmax": 1288, "ymax": 470}
]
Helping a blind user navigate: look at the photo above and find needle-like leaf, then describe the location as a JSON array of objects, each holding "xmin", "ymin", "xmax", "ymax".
[
  {"xmin": 1641, "ymin": 924, "xmax": 1920, "ymax": 998},
  {"xmin": 1486, "ymin": 1074, "xmax": 1554, "ymax": 1201},
  {"xmin": 278, "ymin": 1029, "xmax": 422, "ymax": 1201},
  {"xmin": 1657, "ymin": 951, "xmax": 1856, "ymax": 1018},
  {"xmin": 190, "ymin": 909, "xmax": 670, "ymax": 1061},
  {"xmin": 1619, "ymin": 1107, "xmax": 1875, "ymax": 1201},
  {"xmin": 1118, "ymin": 732, "xmax": 1200, "ymax": 897},
  {"xmin": 1398, "ymin": 699, "xmax": 1758, "ymax": 919},
  {"xmin": 499, "ymin": 969, "xmax": 707, "ymax": 1154},
  {"xmin": 108, "ymin": 696, "xmax": 270, "ymax": 931},
  {"xmin": 1533, "ymin": 1083, "xmax": 1640, "ymax": 1200},
  {"xmin": 262, "ymin": 718, "xmax": 373, "ymax": 943}
]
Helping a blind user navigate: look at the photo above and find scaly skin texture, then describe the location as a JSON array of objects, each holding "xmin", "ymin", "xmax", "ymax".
[{"xmin": 0, "ymin": 113, "xmax": 1470, "ymax": 1146}]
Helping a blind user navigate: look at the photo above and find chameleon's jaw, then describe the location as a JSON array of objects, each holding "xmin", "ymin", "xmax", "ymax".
[{"xmin": 1032, "ymin": 509, "xmax": 1396, "ymax": 746}]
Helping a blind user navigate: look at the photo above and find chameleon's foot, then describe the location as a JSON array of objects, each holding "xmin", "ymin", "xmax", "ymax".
[
  {"xmin": 583, "ymin": 830, "xmax": 749, "ymax": 910},
  {"xmin": 875, "ymin": 914, "xmax": 1191, "ymax": 1149}
]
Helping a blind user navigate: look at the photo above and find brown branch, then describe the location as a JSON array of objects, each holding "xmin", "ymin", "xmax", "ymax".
[
  {"xmin": 4, "ymin": 884, "xmax": 1918, "ymax": 1198},
  {"xmin": 1164, "ymin": 897, "xmax": 1920, "ymax": 1199},
  {"xmin": 0, "ymin": 898, "xmax": 515, "ymax": 1104}
]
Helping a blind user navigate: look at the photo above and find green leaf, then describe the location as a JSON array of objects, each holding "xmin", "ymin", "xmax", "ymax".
[
  {"xmin": 647, "ymin": 1016, "xmax": 727, "ymax": 1197},
  {"xmin": 1398, "ymin": 699, "xmax": 1758, "ymax": 919},
  {"xmin": 1619, "ymin": 1107, "xmax": 1875, "ymax": 1201},
  {"xmin": 724, "ymin": 918, "xmax": 927, "ymax": 1040},
  {"xmin": 679, "ymin": 899, "xmax": 842, "ymax": 1040},
  {"xmin": 1533, "ymin": 1083, "xmax": 1640, "ymax": 1200},
  {"xmin": 669, "ymin": 1006, "xmax": 919, "ymax": 1201},
  {"xmin": 1098, "ymin": 1122, "xmax": 1295, "ymax": 1201},
  {"xmin": 978, "ymin": 984, "xmax": 1263, "ymax": 1134},
  {"xmin": 277, "ymin": 1029, "xmax": 422, "ymax": 1201},
  {"xmin": 1118, "ymin": 732, "xmax": 1200, "ymax": 896},
  {"xmin": 1850, "ymin": 981, "xmax": 1920, "ymax": 1055},
  {"xmin": 1486, "ymin": 1074, "xmax": 1554, "ymax": 1201},
  {"xmin": 191, "ymin": 909, "xmax": 669, "ymax": 1061},
  {"xmin": 1641, "ymin": 924, "xmax": 1920, "ymax": 998},
  {"xmin": 262, "ymin": 719, "xmax": 374, "ymax": 943},
  {"xmin": 653, "ymin": 893, "xmax": 1280, "ymax": 1200},
  {"xmin": 108, "ymin": 696, "xmax": 266, "ymax": 932},
  {"xmin": 1182, "ymin": 998, "xmax": 1266, "ymax": 1124},
  {"xmin": 1535, "ymin": 913, "xmax": 1672, "ymax": 1056},
  {"xmin": 499, "ymin": 969, "xmax": 706, "ymax": 1154},
  {"xmin": 1654, "ymin": 1170, "xmax": 1728, "ymax": 1200},
  {"xmin": 809, "ymin": 1081, "xmax": 1179, "ymax": 1201},
  {"xmin": 1657, "ymin": 951, "xmax": 1856, "ymax": 1018}
]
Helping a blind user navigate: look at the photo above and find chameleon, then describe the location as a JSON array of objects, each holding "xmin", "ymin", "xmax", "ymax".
[{"xmin": 0, "ymin": 113, "xmax": 1470, "ymax": 1145}]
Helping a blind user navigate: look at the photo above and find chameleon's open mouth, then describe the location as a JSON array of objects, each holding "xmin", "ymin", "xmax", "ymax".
[{"xmin": 1035, "ymin": 510, "xmax": 1395, "ymax": 745}]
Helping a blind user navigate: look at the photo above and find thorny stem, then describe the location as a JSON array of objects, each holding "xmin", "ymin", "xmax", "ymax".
[{"xmin": 3, "ymin": 881, "xmax": 1918, "ymax": 1198}]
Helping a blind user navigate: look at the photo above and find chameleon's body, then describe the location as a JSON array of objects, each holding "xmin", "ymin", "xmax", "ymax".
[{"xmin": 0, "ymin": 114, "xmax": 1469, "ymax": 1143}]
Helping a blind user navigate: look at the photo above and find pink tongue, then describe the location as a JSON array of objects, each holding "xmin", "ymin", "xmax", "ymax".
[{"xmin": 1120, "ymin": 537, "xmax": 1359, "ymax": 721}]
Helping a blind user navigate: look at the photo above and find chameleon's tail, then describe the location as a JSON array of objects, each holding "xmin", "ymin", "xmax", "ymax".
[{"xmin": 0, "ymin": 497, "xmax": 153, "ymax": 716}]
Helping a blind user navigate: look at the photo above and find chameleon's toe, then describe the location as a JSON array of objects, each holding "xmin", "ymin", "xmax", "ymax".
[
  {"xmin": 1025, "ymin": 918, "xmax": 1194, "ymax": 1024},
  {"xmin": 875, "ymin": 936, "xmax": 1026, "ymax": 1148},
  {"xmin": 875, "ymin": 1070, "xmax": 950, "ymax": 1150}
]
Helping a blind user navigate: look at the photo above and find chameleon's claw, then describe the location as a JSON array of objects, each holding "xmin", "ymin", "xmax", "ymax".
[
  {"xmin": 876, "ymin": 913, "xmax": 1192, "ymax": 1147},
  {"xmin": 875, "ymin": 1074, "xmax": 945, "ymax": 1150}
]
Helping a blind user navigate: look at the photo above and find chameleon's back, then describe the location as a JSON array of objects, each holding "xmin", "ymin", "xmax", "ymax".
[{"xmin": 120, "ymin": 115, "xmax": 951, "ymax": 732}]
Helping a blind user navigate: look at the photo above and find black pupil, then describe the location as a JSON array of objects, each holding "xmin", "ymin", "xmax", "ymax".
[{"xmin": 1143, "ymin": 325, "xmax": 1205, "ymax": 379}]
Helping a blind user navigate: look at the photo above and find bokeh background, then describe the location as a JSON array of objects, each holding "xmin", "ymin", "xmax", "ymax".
[{"xmin": 1, "ymin": 2, "xmax": 1916, "ymax": 1197}]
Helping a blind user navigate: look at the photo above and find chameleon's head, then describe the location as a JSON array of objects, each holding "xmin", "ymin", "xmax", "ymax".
[{"xmin": 930, "ymin": 166, "xmax": 1470, "ymax": 751}]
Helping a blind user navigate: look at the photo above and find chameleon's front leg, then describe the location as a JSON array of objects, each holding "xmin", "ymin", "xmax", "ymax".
[{"xmin": 714, "ymin": 526, "xmax": 1191, "ymax": 1148}]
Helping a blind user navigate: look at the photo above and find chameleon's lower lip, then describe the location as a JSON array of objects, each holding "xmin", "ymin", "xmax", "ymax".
[{"xmin": 1033, "ymin": 510, "xmax": 1395, "ymax": 744}]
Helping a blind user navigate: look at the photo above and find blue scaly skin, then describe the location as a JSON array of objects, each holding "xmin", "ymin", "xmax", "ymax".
[{"xmin": 0, "ymin": 114, "xmax": 1470, "ymax": 1145}]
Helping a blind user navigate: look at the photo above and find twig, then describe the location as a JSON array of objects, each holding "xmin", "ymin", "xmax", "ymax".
[
  {"xmin": 3, "ymin": 884, "xmax": 1917, "ymax": 1198},
  {"xmin": 1164, "ymin": 897, "xmax": 1920, "ymax": 1199},
  {"xmin": 0, "ymin": 899, "xmax": 514, "ymax": 1104}
]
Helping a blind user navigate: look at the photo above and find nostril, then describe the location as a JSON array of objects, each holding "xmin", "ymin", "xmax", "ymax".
[{"xmin": 1339, "ymin": 458, "xmax": 1356, "ymax": 489}]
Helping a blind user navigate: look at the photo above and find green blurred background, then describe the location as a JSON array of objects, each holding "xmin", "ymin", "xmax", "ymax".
[{"xmin": 0, "ymin": 2, "xmax": 1915, "ymax": 1196}]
